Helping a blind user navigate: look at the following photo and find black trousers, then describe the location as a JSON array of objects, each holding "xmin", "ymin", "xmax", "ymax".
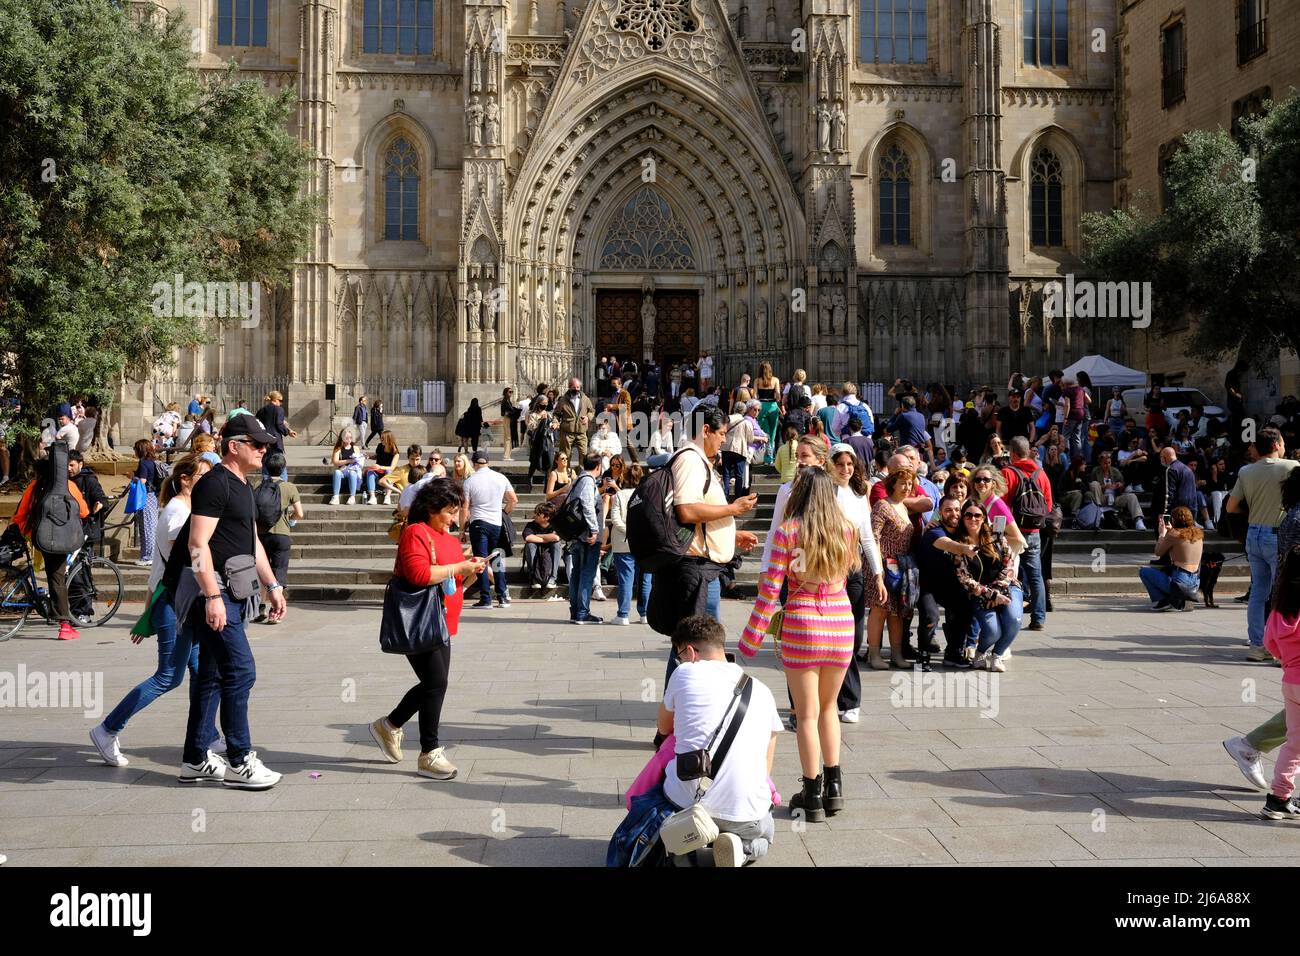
[
  {"xmin": 40, "ymin": 550, "xmax": 72, "ymax": 623},
  {"xmin": 918, "ymin": 590, "xmax": 973, "ymax": 658},
  {"xmin": 260, "ymin": 533, "xmax": 292, "ymax": 587},
  {"xmin": 389, "ymin": 643, "xmax": 452, "ymax": 753},
  {"xmin": 528, "ymin": 442, "xmax": 552, "ymax": 482},
  {"xmin": 836, "ymin": 570, "xmax": 868, "ymax": 712}
]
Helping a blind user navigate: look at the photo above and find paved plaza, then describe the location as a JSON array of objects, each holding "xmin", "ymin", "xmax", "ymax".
[{"xmin": 2, "ymin": 595, "xmax": 1299, "ymax": 867}]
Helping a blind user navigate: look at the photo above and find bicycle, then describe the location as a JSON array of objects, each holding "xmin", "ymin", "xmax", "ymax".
[{"xmin": 0, "ymin": 540, "xmax": 125, "ymax": 641}]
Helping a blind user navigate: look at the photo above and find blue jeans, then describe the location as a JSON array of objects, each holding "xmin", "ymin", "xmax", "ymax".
[
  {"xmin": 1064, "ymin": 420, "xmax": 1085, "ymax": 462},
  {"xmin": 468, "ymin": 520, "xmax": 506, "ymax": 604},
  {"xmin": 103, "ymin": 594, "xmax": 202, "ymax": 734},
  {"xmin": 569, "ymin": 539, "xmax": 601, "ymax": 621},
  {"xmin": 364, "ymin": 470, "xmax": 378, "ymax": 494},
  {"xmin": 1018, "ymin": 532, "xmax": 1046, "ymax": 626},
  {"xmin": 612, "ymin": 553, "xmax": 649, "ymax": 620},
  {"xmin": 1139, "ymin": 565, "xmax": 1200, "ymax": 608},
  {"xmin": 1246, "ymin": 525, "xmax": 1279, "ymax": 647},
  {"xmin": 973, "ymin": 586, "xmax": 1024, "ymax": 656},
  {"xmin": 332, "ymin": 469, "xmax": 359, "ymax": 496},
  {"xmin": 182, "ymin": 594, "xmax": 256, "ymax": 767},
  {"xmin": 720, "ymin": 452, "xmax": 747, "ymax": 499}
]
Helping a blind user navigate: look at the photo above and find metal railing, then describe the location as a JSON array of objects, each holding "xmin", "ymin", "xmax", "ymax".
[{"xmin": 1238, "ymin": 17, "xmax": 1266, "ymax": 64}]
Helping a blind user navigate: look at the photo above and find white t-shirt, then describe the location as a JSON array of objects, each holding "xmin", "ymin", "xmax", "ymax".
[
  {"xmin": 147, "ymin": 498, "xmax": 192, "ymax": 591},
  {"xmin": 699, "ymin": 357, "xmax": 714, "ymax": 380},
  {"xmin": 464, "ymin": 467, "xmax": 513, "ymax": 525},
  {"xmin": 663, "ymin": 660, "xmax": 782, "ymax": 822},
  {"xmin": 55, "ymin": 423, "xmax": 80, "ymax": 448},
  {"xmin": 398, "ymin": 472, "xmax": 435, "ymax": 512}
]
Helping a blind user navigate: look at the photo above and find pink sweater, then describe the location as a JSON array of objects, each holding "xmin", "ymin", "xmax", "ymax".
[{"xmin": 1264, "ymin": 610, "xmax": 1300, "ymax": 684}]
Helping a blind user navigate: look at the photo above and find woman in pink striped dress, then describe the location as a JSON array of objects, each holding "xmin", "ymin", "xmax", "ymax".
[{"xmin": 740, "ymin": 468, "xmax": 860, "ymax": 823}]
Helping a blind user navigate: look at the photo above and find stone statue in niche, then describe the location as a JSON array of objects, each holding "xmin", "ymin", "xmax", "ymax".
[
  {"xmin": 554, "ymin": 302, "xmax": 566, "ymax": 344},
  {"xmin": 466, "ymin": 284, "xmax": 484, "ymax": 331},
  {"xmin": 831, "ymin": 105, "xmax": 846, "ymax": 152},
  {"xmin": 715, "ymin": 302, "xmax": 729, "ymax": 345},
  {"xmin": 818, "ymin": 293, "xmax": 832, "ymax": 335},
  {"xmin": 484, "ymin": 100, "xmax": 500, "ymax": 147},
  {"xmin": 756, "ymin": 297, "xmax": 768, "ymax": 347},
  {"xmin": 519, "ymin": 288, "xmax": 530, "ymax": 342},
  {"xmin": 467, "ymin": 97, "xmax": 484, "ymax": 147},
  {"xmin": 832, "ymin": 289, "xmax": 847, "ymax": 334},
  {"xmin": 736, "ymin": 299, "xmax": 749, "ymax": 346},
  {"xmin": 776, "ymin": 293, "xmax": 789, "ymax": 339},
  {"xmin": 816, "ymin": 105, "xmax": 831, "ymax": 153},
  {"xmin": 640, "ymin": 292, "xmax": 656, "ymax": 361},
  {"xmin": 536, "ymin": 297, "xmax": 549, "ymax": 339}
]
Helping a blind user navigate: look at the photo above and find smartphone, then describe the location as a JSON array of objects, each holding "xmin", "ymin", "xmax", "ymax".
[
  {"xmin": 992, "ymin": 515, "xmax": 1007, "ymax": 534},
  {"xmin": 724, "ymin": 652, "xmax": 737, "ymax": 664},
  {"xmin": 486, "ymin": 548, "xmax": 506, "ymax": 565}
]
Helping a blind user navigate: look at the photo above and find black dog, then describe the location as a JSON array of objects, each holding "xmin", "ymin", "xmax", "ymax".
[{"xmin": 1199, "ymin": 551, "xmax": 1225, "ymax": 608}]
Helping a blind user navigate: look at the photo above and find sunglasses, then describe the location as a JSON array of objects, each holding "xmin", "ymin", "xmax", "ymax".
[
  {"xmin": 973, "ymin": 477, "xmax": 992, "ymax": 484},
  {"xmin": 233, "ymin": 438, "xmax": 267, "ymax": 451},
  {"xmin": 963, "ymin": 513, "xmax": 985, "ymax": 521}
]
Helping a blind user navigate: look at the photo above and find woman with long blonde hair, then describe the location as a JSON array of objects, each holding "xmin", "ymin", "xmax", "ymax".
[
  {"xmin": 450, "ymin": 453, "xmax": 473, "ymax": 482},
  {"xmin": 741, "ymin": 467, "xmax": 860, "ymax": 823},
  {"xmin": 755, "ymin": 361, "xmax": 782, "ymax": 465}
]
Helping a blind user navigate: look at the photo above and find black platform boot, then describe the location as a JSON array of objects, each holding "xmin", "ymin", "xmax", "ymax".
[
  {"xmin": 789, "ymin": 773, "xmax": 825, "ymax": 823},
  {"xmin": 823, "ymin": 766, "xmax": 844, "ymax": 815}
]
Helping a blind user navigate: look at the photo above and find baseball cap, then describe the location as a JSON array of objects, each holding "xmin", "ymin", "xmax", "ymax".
[
  {"xmin": 964, "ymin": 401, "xmax": 975, "ymax": 409},
  {"xmin": 220, "ymin": 413, "xmax": 277, "ymax": 445},
  {"xmin": 472, "ymin": 451, "xmax": 489, "ymax": 464},
  {"xmin": 831, "ymin": 442, "xmax": 855, "ymax": 457},
  {"xmin": 56, "ymin": 402, "xmax": 73, "ymax": 419}
]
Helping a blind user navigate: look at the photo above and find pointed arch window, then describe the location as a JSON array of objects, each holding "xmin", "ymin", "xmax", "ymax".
[
  {"xmin": 383, "ymin": 139, "xmax": 420, "ymax": 241},
  {"xmin": 217, "ymin": 0, "xmax": 268, "ymax": 46},
  {"xmin": 600, "ymin": 187, "xmax": 696, "ymax": 270},
  {"xmin": 364, "ymin": 0, "xmax": 435, "ymax": 55},
  {"xmin": 878, "ymin": 144, "xmax": 912, "ymax": 246},
  {"xmin": 1030, "ymin": 147, "xmax": 1064, "ymax": 247}
]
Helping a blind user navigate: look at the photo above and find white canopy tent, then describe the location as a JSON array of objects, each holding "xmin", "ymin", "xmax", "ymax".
[{"xmin": 1060, "ymin": 355, "xmax": 1147, "ymax": 389}]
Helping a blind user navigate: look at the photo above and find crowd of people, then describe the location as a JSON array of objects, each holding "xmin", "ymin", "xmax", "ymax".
[{"xmin": 8, "ymin": 359, "xmax": 1300, "ymax": 865}]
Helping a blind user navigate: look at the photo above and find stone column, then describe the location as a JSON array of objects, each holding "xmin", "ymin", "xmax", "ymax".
[{"xmin": 960, "ymin": 0, "xmax": 1010, "ymax": 386}]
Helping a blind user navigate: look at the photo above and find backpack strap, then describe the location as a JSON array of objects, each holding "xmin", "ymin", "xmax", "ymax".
[{"xmin": 670, "ymin": 445, "xmax": 714, "ymax": 561}]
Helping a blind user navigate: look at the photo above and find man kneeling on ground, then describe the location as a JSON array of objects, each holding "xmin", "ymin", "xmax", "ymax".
[{"xmin": 656, "ymin": 615, "xmax": 783, "ymax": 866}]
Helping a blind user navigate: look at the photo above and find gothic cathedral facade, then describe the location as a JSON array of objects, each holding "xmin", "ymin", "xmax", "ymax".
[{"xmin": 129, "ymin": 0, "xmax": 1126, "ymax": 439}]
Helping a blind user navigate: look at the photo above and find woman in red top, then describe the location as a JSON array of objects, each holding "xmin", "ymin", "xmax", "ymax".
[{"xmin": 369, "ymin": 478, "xmax": 485, "ymax": 780}]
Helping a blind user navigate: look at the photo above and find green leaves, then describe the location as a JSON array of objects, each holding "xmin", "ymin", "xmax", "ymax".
[
  {"xmin": 0, "ymin": 0, "xmax": 316, "ymax": 421},
  {"xmin": 1082, "ymin": 91, "xmax": 1300, "ymax": 370}
]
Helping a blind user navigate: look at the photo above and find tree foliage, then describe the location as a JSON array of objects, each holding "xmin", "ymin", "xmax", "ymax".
[
  {"xmin": 0, "ymin": 0, "xmax": 317, "ymax": 435},
  {"xmin": 1082, "ymin": 90, "xmax": 1300, "ymax": 368}
]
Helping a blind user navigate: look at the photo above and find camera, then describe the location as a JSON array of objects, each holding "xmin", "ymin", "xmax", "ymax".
[{"xmin": 676, "ymin": 749, "xmax": 712, "ymax": 781}]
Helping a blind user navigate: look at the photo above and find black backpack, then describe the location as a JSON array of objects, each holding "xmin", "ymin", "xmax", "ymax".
[
  {"xmin": 550, "ymin": 473, "xmax": 595, "ymax": 541},
  {"xmin": 626, "ymin": 447, "xmax": 712, "ymax": 572},
  {"xmin": 1011, "ymin": 464, "xmax": 1050, "ymax": 531},
  {"xmin": 254, "ymin": 478, "xmax": 283, "ymax": 533},
  {"xmin": 786, "ymin": 383, "xmax": 808, "ymax": 409},
  {"xmin": 34, "ymin": 441, "xmax": 85, "ymax": 554}
]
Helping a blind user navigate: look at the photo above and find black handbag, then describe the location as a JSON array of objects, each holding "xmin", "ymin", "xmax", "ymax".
[{"xmin": 378, "ymin": 575, "xmax": 447, "ymax": 654}]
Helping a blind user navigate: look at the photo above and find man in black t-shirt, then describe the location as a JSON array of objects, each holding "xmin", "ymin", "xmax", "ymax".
[
  {"xmin": 177, "ymin": 414, "xmax": 288, "ymax": 791},
  {"xmin": 916, "ymin": 496, "xmax": 976, "ymax": 668},
  {"xmin": 996, "ymin": 391, "xmax": 1035, "ymax": 443}
]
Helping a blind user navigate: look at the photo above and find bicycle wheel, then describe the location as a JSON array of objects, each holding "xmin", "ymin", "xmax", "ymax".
[
  {"xmin": 0, "ymin": 574, "xmax": 33, "ymax": 641},
  {"xmin": 72, "ymin": 557, "xmax": 124, "ymax": 627}
]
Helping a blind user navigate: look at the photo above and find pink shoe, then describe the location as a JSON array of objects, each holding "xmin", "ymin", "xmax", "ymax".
[{"xmin": 58, "ymin": 621, "xmax": 81, "ymax": 641}]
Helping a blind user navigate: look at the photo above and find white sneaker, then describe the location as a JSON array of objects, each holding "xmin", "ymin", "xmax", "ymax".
[
  {"xmin": 990, "ymin": 654, "xmax": 1007, "ymax": 673},
  {"xmin": 346, "ymin": 495, "xmax": 356, "ymax": 506},
  {"xmin": 367, "ymin": 493, "xmax": 378, "ymax": 505},
  {"xmin": 1132, "ymin": 484, "xmax": 1144, "ymax": 493},
  {"xmin": 613, "ymin": 617, "xmax": 630, "ymax": 625},
  {"xmin": 592, "ymin": 587, "xmax": 607, "ymax": 602},
  {"xmin": 839, "ymin": 708, "xmax": 860, "ymax": 724},
  {"xmin": 222, "ymin": 750, "xmax": 281, "ymax": 790},
  {"xmin": 635, "ymin": 615, "xmax": 645, "ymax": 624},
  {"xmin": 1223, "ymin": 736, "xmax": 1269, "ymax": 791},
  {"xmin": 546, "ymin": 593, "xmax": 566, "ymax": 602},
  {"xmin": 713, "ymin": 831, "xmax": 744, "ymax": 868},
  {"xmin": 178, "ymin": 751, "xmax": 227, "ymax": 784},
  {"xmin": 134, "ymin": 558, "xmax": 153, "ymax": 567},
  {"xmin": 973, "ymin": 651, "xmax": 992, "ymax": 670},
  {"xmin": 384, "ymin": 491, "xmax": 393, "ymax": 506},
  {"xmin": 90, "ymin": 723, "xmax": 128, "ymax": 767},
  {"xmin": 328, "ymin": 495, "xmax": 340, "ymax": 505}
]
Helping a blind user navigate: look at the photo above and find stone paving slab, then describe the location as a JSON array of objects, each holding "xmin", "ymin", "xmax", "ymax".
[{"xmin": 0, "ymin": 597, "xmax": 1288, "ymax": 866}]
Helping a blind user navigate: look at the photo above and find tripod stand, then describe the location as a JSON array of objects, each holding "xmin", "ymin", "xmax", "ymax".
[{"xmin": 317, "ymin": 399, "xmax": 339, "ymax": 445}]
